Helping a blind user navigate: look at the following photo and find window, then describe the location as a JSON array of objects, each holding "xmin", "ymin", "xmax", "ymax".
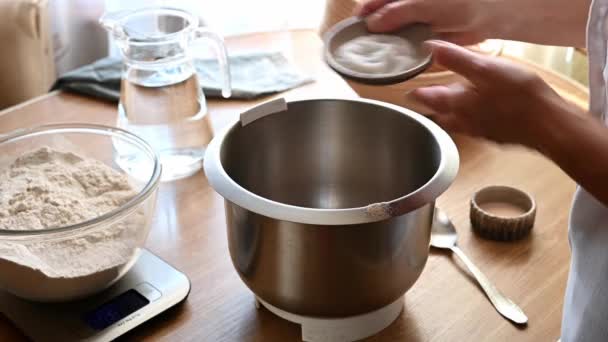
[{"xmin": 105, "ymin": 0, "xmax": 326, "ymax": 36}]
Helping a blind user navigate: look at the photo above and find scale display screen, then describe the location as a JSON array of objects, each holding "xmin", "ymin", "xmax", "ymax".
[{"xmin": 83, "ymin": 289, "xmax": 150, "ymax": 331}]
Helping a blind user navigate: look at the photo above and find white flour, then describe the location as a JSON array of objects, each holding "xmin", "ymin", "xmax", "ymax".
[
  {"xmin": 365, "ymin": 202, "xmax": 394, "ymax": 220},
  {"xmin": 0, "ymin": 147, "xmax": 143, "ymax": 301},
  {"xmin": 335, "ymin": 34, "xmax": 419, "ymax": 75}
]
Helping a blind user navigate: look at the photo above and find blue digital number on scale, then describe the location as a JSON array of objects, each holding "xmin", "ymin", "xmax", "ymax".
[{"xmin": 83, "ymin": 289, "xmax": 150, "ymax": 331}]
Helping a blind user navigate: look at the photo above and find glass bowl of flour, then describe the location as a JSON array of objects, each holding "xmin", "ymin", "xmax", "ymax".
[{"xmin": 0, "ymin": 124, "xmax": 161, "ymax": 302}]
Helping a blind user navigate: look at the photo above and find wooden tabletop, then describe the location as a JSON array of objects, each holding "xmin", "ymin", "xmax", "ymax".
[{"xmin": 0, "ymin": 30, "xmax": 586, "ymax": 342}]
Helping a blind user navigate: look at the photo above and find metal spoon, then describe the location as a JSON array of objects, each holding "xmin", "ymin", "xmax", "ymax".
[{"xmin": 431, "ymin": 208, "xmax": 528, "ymax": 325}]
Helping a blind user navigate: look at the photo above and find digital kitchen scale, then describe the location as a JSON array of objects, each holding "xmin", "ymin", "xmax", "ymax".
[{"xmin": 0, "ymin": 249, "xmax": 190, "ymax": 342}]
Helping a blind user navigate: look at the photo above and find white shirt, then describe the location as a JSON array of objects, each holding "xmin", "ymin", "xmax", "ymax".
[{"xmin": 561, "ymin": 0, "xmax": 608, "ymax": 340}]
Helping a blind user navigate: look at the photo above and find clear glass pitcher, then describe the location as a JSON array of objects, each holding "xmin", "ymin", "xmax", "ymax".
[{"xmin": 100, "ymin": 7, "xmax": 231, "ymax": 181}]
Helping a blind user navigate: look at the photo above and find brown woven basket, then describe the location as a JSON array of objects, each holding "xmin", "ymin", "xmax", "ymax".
[{"xmin": 319, "ymin": 0, "xmax": 503, "ymax": 114}]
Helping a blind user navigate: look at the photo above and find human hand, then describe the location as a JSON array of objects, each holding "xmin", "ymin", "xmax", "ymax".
[
  {"xmin": 355, "ymin": 0, "xmax": 500, "ymax": 45},
  {"xmin": 355, "ymin": 0, "xmax": 590, "ymax": 47},
  {"xmin": 411, "ymin": 40, "xmax": 570, "ymax": 149},
  {"xmin": 411, "ymin": 43, "xmax": 608, "ymax": 208}
]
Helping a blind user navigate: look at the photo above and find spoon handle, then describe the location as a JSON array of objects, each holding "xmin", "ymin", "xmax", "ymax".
[{"xmin": 450, "ymin": 246, "xmax": 528, "ymax": 325}]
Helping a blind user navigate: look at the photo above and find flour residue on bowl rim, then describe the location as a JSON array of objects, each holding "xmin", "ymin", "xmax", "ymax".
[{"xmin": 365, "ymin": 202, "xmax": 395, "ymax": 220}]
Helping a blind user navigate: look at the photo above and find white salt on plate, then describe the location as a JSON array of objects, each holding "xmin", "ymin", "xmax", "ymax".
[{"xmin": 334, "ymin": 34, "xmax": 420, "ymax": 75}]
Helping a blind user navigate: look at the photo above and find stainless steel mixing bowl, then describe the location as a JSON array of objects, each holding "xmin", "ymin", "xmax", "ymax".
[{"xmin": 204, "ymin": 98, "xmax": 459, "ymax": 317}]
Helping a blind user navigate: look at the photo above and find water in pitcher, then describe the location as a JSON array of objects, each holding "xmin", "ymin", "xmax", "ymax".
[
  {"xmin": 101, "ymin": 7, "xmax": 231, "ymax": 181},
  {"xmin": 118, "ymin": 73, "xmax": 213, "ymax": 181}
]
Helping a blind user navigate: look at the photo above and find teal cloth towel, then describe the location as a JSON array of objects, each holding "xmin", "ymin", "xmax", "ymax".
[{"xmin": 51, "ymin": 52, "xmax": 313, "ymax": 101}]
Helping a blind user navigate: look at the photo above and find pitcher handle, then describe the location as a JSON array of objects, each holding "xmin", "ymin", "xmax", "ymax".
[{"xmin": 194, "ymin": 28, "xmax": 232, "ymax": 98}]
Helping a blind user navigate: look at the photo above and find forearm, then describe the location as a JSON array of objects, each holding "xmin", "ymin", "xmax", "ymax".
[
  {"xmin": 536, "ymin": 104, "xmax": 608, "ymax": 206},
  {"xmin": 486, "ymin": 0, "xmax": 592, "ymax": 47}
]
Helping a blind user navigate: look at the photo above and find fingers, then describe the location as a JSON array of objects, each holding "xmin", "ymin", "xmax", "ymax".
[
  {"xmin": 431, "ymin": 113, "xmax": 467, "ymax": 133},
  {"xmin": 425, "ymin": 40, "xmax": 492, "ymax": 85},
  {"xmin": 412, "ymin": 83, "xmax": 477, "ymax": 134},
  {"xmin": 366, "ymin": 1, "xmax": 430, "ymax": 32},
  {"xmin": 437, "ymin": 32, "xmax": 484, "ymax": 46},
  {"xmin": 412, "ymin": 83, "xmax": 471, "ymax": 113},
  {"xmin": 354, "ymin": 0, "xmax": 391, "ymax": 17}
]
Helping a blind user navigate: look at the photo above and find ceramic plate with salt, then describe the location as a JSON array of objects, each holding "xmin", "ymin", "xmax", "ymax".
[{"xmin": 324, "ymin": 17, "xmax": 434, "ymax": 84}]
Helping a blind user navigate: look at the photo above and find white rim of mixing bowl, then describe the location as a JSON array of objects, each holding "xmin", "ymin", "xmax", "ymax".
[
  {"xmin": 204, "ymin": 97, "xmax": 460, "ymax": 225},
  {"xmin": 0, "ymin": 124, "xmax": 162, "ymax": 239}
]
